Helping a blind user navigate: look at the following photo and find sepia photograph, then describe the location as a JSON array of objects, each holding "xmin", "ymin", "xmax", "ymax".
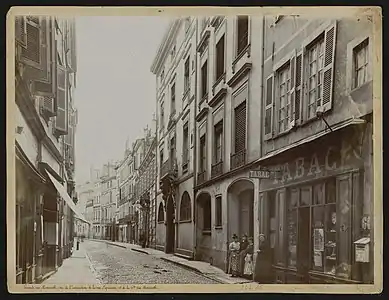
[{"xmin": 6, "ymin": 6, "xmax": 382, "ymax": 293}]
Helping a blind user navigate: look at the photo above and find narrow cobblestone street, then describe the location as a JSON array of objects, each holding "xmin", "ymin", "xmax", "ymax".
[{"xmin": 85, "ymin": 240, "xmax": 218, "ymax": 284}]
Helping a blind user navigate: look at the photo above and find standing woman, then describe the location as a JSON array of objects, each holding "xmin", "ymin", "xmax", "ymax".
[
  {"xmin": 228, "ymin": 234, "xmax": 241, "ymax": 277},
  {"xmin": 239, "ymin": 234, "xmax": 249, "ymax": 276},
  {"xmin": 243, "ymin": 237, "xmax": 254, "ymax": 279}
]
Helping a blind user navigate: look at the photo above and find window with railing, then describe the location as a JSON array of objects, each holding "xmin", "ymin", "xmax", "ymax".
[{"xmin": 182, "ymin": 123, "xmax": 189, "ymax": 171}]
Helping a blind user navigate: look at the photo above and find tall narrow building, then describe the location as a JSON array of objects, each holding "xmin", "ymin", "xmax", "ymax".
[{"xmin": 14, "ymin": 16, "xmax": 87, "ymax": 284}]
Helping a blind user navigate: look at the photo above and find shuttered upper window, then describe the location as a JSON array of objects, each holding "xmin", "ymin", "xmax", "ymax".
[
  {"xmin": 21, "ymin": 17, "xmax": 40, "ymax": 64},
  {"xmin": 264, "ymin": 21, "xmax": 336, "ymax": 139},
  {"xmin": 234, "ymin": 101, "xmax": 246, "ymax": 153},
  {"xmin": 307, "ymin": 36, "xmax": 325, "ymax": 120}
]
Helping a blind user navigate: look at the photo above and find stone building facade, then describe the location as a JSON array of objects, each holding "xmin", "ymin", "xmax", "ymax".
[
  {"xmin": 14, "ymin": 16, "xmax": 83, "ymax": 284},
  {"xmin": 150, "ymin": 15, "xmax": 375, "ymax": 284},
  {"xmin": 151, "ymin": 17, "xmax": 198, "ymax": 257}
]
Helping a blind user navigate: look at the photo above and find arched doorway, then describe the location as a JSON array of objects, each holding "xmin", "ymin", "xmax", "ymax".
[
  {"xmin": 165, "ymin": 195, "xmax": 175, "ymax": 253},
  {"xmin": 227, "ymin": 179, "xmax": 255, "ymax": 241},
  {"xmin": 195, "ymin": 192, "xmax": 212, "ymax": 262}
]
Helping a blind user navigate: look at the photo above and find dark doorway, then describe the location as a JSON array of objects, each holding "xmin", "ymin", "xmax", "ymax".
[
  {"xmin": 165, "ymin": 196, "xmax": 175, "ymax": 253},
  {"xmin": 297, "ymin": 207, "xmax": 310, "ymax": 281},
  {"xmin": 239, "ymin": 189, "xmax": 254, "ymax": 237}
]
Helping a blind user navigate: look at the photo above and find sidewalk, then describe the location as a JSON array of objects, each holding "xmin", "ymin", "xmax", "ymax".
[
  {"xmin": 90, "ymin": 239, "xmax": 256, "ymax": 284},
  {"xmin": 43, "ymin": 242, "xmax": 99, "ymax": 284}
]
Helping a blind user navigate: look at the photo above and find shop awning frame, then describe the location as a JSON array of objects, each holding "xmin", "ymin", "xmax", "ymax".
[{"xmin": 45, "ymin": 170, "xmax": 91, "ymax": 224}]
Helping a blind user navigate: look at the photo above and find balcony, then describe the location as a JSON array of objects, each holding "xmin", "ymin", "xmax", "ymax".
[
  {"xmin": 160, "ymin": 158, "xmax": 178, "ymax": 179},
  {"xmin": 197, "ymin": 170, "xmax": 206, "ymax": 185},
  {"xmin": 230, "ymin": 149, "xmax": 246, "ymax": 170},
  {"xmin": 211, "ymin": 161, "xmax": 223, "ymax": 178}
]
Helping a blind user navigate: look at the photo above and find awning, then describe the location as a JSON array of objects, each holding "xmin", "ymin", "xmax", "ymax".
[
  {"xmin": 46, "ymin": 171, "xmax": 91, "ymax": 224},
  {"xmin": 256, "ymin": 117, "xmax": 366, "ymax": 164}
]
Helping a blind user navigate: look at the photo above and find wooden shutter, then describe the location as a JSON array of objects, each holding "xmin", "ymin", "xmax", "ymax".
[
  {"xmin": 54, "ymin": 65, "xmax": 68, "ymax": 135},
  {"xmin": 322, "ymin": 22, "xmax": 337, "ymax": 112},
  {"xmin": 294, "ymin": 50, "xmax": 303, "ymax": 122},
  {"xmin": 289, "ymin": 52, "xmax": 296, "ymax": 129},
  {"xmin": 15, "ymin": 16, "xmax": 27, "ymax": 46},
  {"xmin": 234, "ymin": 101, "xmax": 246, "ymax": 153},
  {"xmin": 21, "ymin": 17, "xmax": 41, "ymax": 64},
  {"xmin": 264, "ymin": 75, "xmax": 274, "ymax": 140},
  {"xmin": 276, "ymin": 189, "xmax": 286, "ymax": 266}
]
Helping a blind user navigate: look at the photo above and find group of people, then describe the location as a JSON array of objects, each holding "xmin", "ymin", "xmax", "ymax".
[{"xmin": 228, "ymin": 234, "xmax": 254, "ymax": 278}]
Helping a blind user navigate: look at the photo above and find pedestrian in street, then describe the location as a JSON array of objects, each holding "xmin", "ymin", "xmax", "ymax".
[
  {"xmin": 243, "ymin": 237, "xmax": 254, "ymax": 279},
  {"xmin": 238, "ymin": 234, "xmax": 249, "ymax": 276},
  {"xmin": 228, "ymin": 234, "xmax": 240, "ymax": 277},
  {"xmin": 76, "ymin": 236, "xmax": 80, "ymax": 250},
  {"xmin": 254, "ymin": 233, "xmax": 272, "ymax": 283}
]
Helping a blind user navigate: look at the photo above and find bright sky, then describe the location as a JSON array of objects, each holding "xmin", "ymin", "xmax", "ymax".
[{"xmin": 74, "ymin": 16, "xmax": 170, "ymax": 183}]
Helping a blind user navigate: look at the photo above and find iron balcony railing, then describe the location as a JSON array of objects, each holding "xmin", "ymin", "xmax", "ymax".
[
  {"xmin": 197, "ymin": 170, "xmax": 207, "ymax": 185},
  {"xmin": 160, "ymin": 158, "xmax": 177, "ymax": 178},
  {"xmin": 230, "ymin": 149, "xmax": 246, "ymax": 170},
  {"xmin": 211, "ymin": 160, "xmax": 223, "ymax": 178}
]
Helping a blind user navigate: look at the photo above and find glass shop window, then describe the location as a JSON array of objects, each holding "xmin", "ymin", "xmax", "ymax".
[{"xmin": 285, "ymin": 175, "xmax": 355, "ymax": 280}]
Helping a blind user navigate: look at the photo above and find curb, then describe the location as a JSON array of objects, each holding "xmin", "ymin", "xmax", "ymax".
[
  {"xmin": 41, "ymin": 270, "xmax": 57, "ymax": 283},
  {"xmin": 160, "ymin": 257, "xmax": 225, "ymax": 284},
  {"xmin": 84, "ymin": 250, "xmax": 102, "ymax": 284},
  {"xmin": 130, "ymin": 247, "xmax": 150, "ymax": 255},
  {"xmin": 90, "ymin": 239, "xmax": 127, "ymax": 249}
]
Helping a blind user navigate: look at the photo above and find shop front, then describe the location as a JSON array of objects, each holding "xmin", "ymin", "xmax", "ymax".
[
  {"xmin": 256, "ymin": 123, "xmax": 373, "ymax": 284},
  {"xmin": 15, "ymin": 145, "xmax": 46, "ymax": 284}
]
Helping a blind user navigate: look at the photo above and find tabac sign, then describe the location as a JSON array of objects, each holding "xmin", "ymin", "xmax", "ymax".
[
  {"xmin": 249, "ymin": 168, "xmax": 281, "ymax": 179},
  {"xmin": 249, "ymin": 169, "xmax": 271, "ymax": 179},
  {"xmin": 261, "ymin": 137, "xmax": 365, "ymax": 189}
]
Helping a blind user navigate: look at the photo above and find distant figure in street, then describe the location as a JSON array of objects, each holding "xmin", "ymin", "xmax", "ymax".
[
  {"xmin": 76, "ymin": 237, "xmax": 80, "ymax": 250},
  {"xmin": 228, "ymin": 234, "xmax": 240, "ymax": 277}
]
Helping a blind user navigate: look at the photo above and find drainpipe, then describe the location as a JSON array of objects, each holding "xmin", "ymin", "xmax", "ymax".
[
  {"xmin": 192, "ymin": 17, "xmax": 199, "ymax": 260},
  {"xmin": 252, "ymin": 15, "xmax": 265, "ymax": 282},
  {"xmin": 155, "ymin": 70, "xmax": 159, "ymax": 249},
  {"xmin": 259, "ymin": 15, "xmax": 265, "ymax": 167}
]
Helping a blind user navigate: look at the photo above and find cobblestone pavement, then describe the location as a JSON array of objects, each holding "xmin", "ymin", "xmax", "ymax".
[{"xmin": 84, "ymin": 240, "xmax": 219, "ymax": 284}]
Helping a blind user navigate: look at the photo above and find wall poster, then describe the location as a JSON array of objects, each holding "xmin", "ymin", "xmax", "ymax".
[{"xmin": 313, "ymin": 228, "xmax": 324, "ymax": 251}]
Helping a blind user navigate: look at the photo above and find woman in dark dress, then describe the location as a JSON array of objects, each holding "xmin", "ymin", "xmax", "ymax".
[
  {"xmin": 254, "ymin": 233, "xmax": 273, "ymax": 283},
  {"xmin": 239, "ymin": 234, "xmax": 249, "ymax": 276}
]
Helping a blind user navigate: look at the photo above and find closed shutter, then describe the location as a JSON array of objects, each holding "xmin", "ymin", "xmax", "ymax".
[
  {"xmin": 15, "ymin": 16, "xmax": 27, "ymax": 46},
  {"xmin": 322, "ymin": 22, "xmax": 337, "ymax": 112},
  {"xmin": 289, "ymin": 53, "xmax": 296, "ymax": 129},
  {"xmin": 234, "ymin": 101, "xmax": 246, "ymax": 153},
  {"xmin": 54, "ymin": 65, "xmax": 68, "ymax": 135},
  {"xmin": 295, "ymin": 51, "xmax": 303, "ymax": 122},
  {"xmin": 21, "ymin": 17, "xmax": 40, "ymax": 64},
  {"xmin": 264, "ymin": 75, "xmax": 274, "ymax": 140}
]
